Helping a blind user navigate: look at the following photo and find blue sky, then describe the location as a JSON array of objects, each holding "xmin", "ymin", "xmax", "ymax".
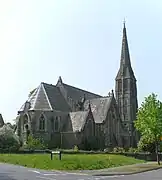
[{"xmin": 0, "ymin": 0, "xmax": 162, "ymax": 122}]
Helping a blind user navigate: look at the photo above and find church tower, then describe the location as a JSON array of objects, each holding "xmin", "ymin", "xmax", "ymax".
[{"xmin": 115, "ymin": 22, "xmax": 138, "ymax": 146}]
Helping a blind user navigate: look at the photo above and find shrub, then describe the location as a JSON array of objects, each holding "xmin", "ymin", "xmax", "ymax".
[
  {"xmin": 128, "ymin": 147, "xmax": 139, "ymax": 153},
  {"xmin": 104, "ymin": 148, "xmax": 112, "ymax": 152},
  {"xmin": 137, "ymin": 136, "xmax": 155, "ymax": 153},
  {"xmin": 0, "ymin": 125, "xmax": 20, "ymax": 152},
  {"xmin": 73, "ymin": 145, "xmax": 79, "ymax": 152},
  {"xmin": 24, "ymin": 135, "xmax": 46, "ymax": 150},
  {"xmin": 112, "ymin": 147, "xmax": 125, "ymax": 153}
]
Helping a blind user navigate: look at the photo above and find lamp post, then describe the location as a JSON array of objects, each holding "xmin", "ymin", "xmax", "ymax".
[
  {"xmin": 128, "ymin": 124, "xmax": 132, "ymax": 147},
  {"xmin": 129, "ymin": 130, "xmax": 131, "ymax": 147},
  {"xmin": 60, "ymin": 132, "xmax": 63, "ymax": 149}
]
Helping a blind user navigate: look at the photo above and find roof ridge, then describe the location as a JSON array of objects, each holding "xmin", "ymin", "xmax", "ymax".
[
  {"xmin": 42, "ymin": 82, "xmax": 57, "ymax": 88},
  {"xmin": 70, "ymin": 111, "xmax": 88, "ymax": 114},
  {"xmin": 32, "ymin": 84, "xmax": 40, "ymax": 109},
  {"xmin": 31, "ymin": 83, "xmax": 53, "ymax": 111},
  {"xmin": 86, "ymin": 96, "xmax": 112, "ymax": 101},
  {"xmin": 42, "ymin": 83, "xmax": 53, "ymax": 110},
  {"xmin": 63, "ymin": 83, "xmax": 102, "ymax": 97}
]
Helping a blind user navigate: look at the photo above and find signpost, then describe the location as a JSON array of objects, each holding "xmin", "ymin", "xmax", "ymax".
[{"xmin": 50, "ymin": 151, "xmax": 62, "ymax": 160}]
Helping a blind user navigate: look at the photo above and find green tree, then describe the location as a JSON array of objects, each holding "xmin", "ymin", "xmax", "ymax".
[
  {"xmin": 0, "ymin": 125, "xmax": 20, "ymax": 152},
  {"xmin": 135, "ymin": 93, "xmax": 162, "ymax": 165}
]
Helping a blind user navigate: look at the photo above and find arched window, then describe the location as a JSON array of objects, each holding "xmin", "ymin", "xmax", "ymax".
[
  {"xmin": 118, "ymin": 80, "xmax": 122, "ymax": 91},
  {"xmin": 118, "ymin": 100, "xmax": 122, "ymax": 114},
  {"xmin": 51, "ymin": 117, "xmax": 54, "ymax": 131},
  {"xmin": 123, "ymin": 79, "xmax": 128, "ymax": 91},
  {"xmin": 23, "ymin": 114, "xmax": 28, "ymax": 130},
  {"xmin": 39, "ymin": 114, "xmax": 45, "ymax": 130},
  {"xmin": 24, "ymin": 115, "xmax": 28, "ymax": 124},
  {"xmin": 54, "ymin": 116, "xmax": 60, "ymax": 132},
  {"xmin": 88, "ymin": 119, "xmax": 93, "ymax": 136}
]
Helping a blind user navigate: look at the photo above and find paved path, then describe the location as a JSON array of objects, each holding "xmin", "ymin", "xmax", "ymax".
[{"xmin": 0, "ymin": 163, "xmax": 162, "ymax": 180}]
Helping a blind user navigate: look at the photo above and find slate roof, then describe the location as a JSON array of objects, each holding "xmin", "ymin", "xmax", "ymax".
[
  {"xmin": 43, "ymin": 83, "xmax": 71, "ymax": 111},
  {"xmin": 62, "ymin": 83, "xmax": 102, "ymax": 101},
  {"xmin": 18, "ymin": 78, "xmax": 105, "ymax": 116},
  {"xmin": 69, "ymin": 111, "xmax": 88, "ymax": 132},
  {"xmin": 84, "ymin": 97, "xmax": 112, "ymax": 123},
  {"xmin": 19, "ymin": 83, "xmax": 71, "ymax": 112}
]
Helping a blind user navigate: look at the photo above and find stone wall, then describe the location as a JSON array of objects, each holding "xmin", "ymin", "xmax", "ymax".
[{"xmin": 61, "ymin": 132, "xmax": 82, "ymax": 149}]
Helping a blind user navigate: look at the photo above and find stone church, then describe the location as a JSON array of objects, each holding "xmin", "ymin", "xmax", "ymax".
[{"xmin": 15, "ymin": 23, "xmax": 139, "ymax": 150}]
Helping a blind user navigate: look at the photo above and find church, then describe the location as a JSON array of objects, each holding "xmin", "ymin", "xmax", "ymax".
[{"xmin": 15, "ymin": 23, "xmax": 139, "ymax": 150}]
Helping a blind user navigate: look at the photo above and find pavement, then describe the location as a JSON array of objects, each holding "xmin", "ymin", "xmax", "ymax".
[
  {"xmin": 71, "ymin": 161, "xmax": 162, "ymax": 176},
  {"xmin": 0, "ymin": 162, "xmax": 162, "ymax": 180}
]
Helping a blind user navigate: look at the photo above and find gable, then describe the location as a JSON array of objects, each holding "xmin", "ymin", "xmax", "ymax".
[
  {"xmin": 69, "ymin": 111, "xmax": 89, "ymax": 132},
  {"xmin": 84, "ymin": 97, "xmax": 112, "ymax": 123}
]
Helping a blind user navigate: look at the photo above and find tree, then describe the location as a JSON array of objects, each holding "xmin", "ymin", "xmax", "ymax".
[
  {"xmin": 0, "ymin": 125, "xmax": 20, "ymax": 152},
  {"xmin": 135, "ymin": 93, "xmax": 162, "ymax": 165}
]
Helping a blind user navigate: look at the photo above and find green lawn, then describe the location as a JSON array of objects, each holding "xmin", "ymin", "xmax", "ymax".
[{"xmin": 0, "ymin": 154, "xmax": 145, "ymax": 170}]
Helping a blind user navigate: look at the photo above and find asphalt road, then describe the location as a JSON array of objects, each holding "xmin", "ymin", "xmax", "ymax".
[{"xmin": 0, "ymin": 163, "xmax": 161, "ymax": 180}]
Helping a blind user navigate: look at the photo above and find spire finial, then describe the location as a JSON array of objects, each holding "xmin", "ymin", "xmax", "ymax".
[
  {"xmin": 88, "ymin": 100, "xmax": 91, "ymax": 109},
  {"xmin": 111, "ymin": 89, "xmax": 114, "ymax": 96},
  {"xmin": 123, "ymin": 18, "xmax": 126, "ymax": 28},
  {"xmin": 58, "ymin": 76, "xmax": 63, "ymax": 84}
]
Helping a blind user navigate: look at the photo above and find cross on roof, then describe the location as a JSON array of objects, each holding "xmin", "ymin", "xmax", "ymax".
[{"xmin": 123, "ymin": 18, "xmax": 126, "ymax": 24}]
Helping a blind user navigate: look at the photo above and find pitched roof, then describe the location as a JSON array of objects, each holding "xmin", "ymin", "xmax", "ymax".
[
  {"xmin": 69, "ymin": 111, "xmax": 88, "ymax": 132},
  {"xmin": 84, "ymin": 97, "xmax": 112, "ymax": 123},
  {"xmin": 19, "ymin": 83, "xmax": 71, "ymax": 112},
  {"xmin": 62, "ymin": 83, "xmax": 102, "ymax": 101},
  {"xmin": 0, "ymin": 114, "xmax": 4, "ymax": 127},
  {"xmin": 43, "ymin": 83, "xmax": 71, "ymax": 111}
]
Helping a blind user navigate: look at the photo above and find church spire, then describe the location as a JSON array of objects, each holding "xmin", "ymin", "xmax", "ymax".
[
  {"xmin": 116, "ymin": 22, "xmax": 135, "ymax": 80},
  {"xmin": 115, "ymin": 22, "xmax": 138, "ymax": 147},
  {"xmin": 120, "ymin": 21, "xmax": 131, "ymax": 67}
]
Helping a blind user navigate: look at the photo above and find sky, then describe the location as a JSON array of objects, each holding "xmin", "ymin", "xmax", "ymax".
[{"xmin": 0, "ymin": 0, "xmax": 162, "ymax": 123}]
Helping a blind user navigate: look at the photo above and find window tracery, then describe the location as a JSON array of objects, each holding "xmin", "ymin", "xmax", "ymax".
[{"xmin": 39, "ymin": 114, "xmax": 45, "ymax": 130}]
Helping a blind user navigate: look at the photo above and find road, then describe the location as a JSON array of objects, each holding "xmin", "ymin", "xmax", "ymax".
[{"xmin": 0, "ymin": 163, "xmax": 161, "ymax": 180}]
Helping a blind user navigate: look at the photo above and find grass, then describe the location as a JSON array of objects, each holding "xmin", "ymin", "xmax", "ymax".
[{"xmin": 0, "ymin": 153, "xmax": 145, "ymax": 170}]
